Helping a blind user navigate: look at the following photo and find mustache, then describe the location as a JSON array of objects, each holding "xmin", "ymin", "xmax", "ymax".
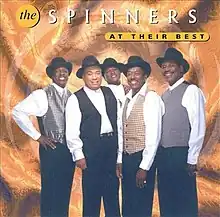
[{"xmin": 129, "ymin": 79, "xmax": 139, "ymax": 82}]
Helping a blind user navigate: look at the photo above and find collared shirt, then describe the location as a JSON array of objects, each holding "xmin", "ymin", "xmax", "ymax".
[
  {"xmin": 169, "ymin": 77, "xmax": 206, "ymax": 165},
  {"xmin": 12, "ymin": 83, "xmax": 67, "ymax": 141},
  {"xmin": 66, "ymin": 86, "xmax": 122, "ymax": 162},
  {"xmin": 107, "ymin": 84, "xmax": 126, "ymax": 107},
  {"xmin": 117, "ymin": 83, "xmax": 165, "ymax": 171}
]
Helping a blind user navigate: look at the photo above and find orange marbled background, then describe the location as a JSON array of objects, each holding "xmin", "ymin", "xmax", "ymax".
[{"xmin": 0, "ymin": 0, "xmax": 219, "ymax": 217}]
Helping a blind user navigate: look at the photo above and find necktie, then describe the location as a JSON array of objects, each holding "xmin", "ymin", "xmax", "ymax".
[{"xmin": 122, "ymin": 98, "xmax": 130, "ymax": 122}]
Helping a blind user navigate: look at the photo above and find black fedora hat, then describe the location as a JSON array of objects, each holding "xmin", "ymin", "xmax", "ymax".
[
  {"xmin": 76, "ymin": 55, "xmax": 101, "ymax": 79},
  {"xmin": 46, "ymin": 57, "xmax": 73, "ymax": 78},
  {"xmin": 101, "ymin": 58, "xmax": 125, "ymax": 75},
  {"xmin": 124, "ymin": 56, "xmax": 151, "ymax": 77},
  {"xmin": 156, "ymin": 48, "xmax": 190, "ymax": 73}
]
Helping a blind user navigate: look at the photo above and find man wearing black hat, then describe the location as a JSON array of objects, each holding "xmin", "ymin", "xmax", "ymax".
[
  {"xmin": 116, "ymin": 56, "xmax": 164, "ymax": 217},
  {"xmin": 12, "ymin": 57, "xmax": 75, "ymax": 217},
  {"xmin": 102, "ymin": 58, "xmax": 130, "ymax": 107},
  {"xmin": 156, "ymin": 48, "xmax": 206, "ymax": 217},
  {"xmin": 65, "ymin": 55, "xmax": 121, "ymax": 217}
]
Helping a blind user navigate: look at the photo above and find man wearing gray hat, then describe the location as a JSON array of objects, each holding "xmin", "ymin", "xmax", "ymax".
[
  {"xmin": 12, "ymin": 57, "xmax": 75, "ymax": 217},
  {"xmin": 65, "ymin": 55, "xmax": 121, "ymax": 217},
  {"xmin": 116, "ymin": 56, "xmax": 165, "ymax": 217}
]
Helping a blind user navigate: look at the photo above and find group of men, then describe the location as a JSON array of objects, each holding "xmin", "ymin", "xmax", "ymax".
[{"xmin": 12, "ymin": 47, "xmax": 206, "ymax": 217}]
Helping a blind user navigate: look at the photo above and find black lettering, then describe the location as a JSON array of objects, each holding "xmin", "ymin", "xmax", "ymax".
[
  {"xmin": 31, "ymin": 13, "xmax": 36, "ymax": 20},
  {"xmin": 20, "ymin": 11, "xmax": 24, "ymax": 19},
  {"xmin": 26, "ymin": 11, "xmax": 31, "ymax": 19},
  {"xmin": 162, "ymin": 34, "xmax": 167, "ymax": 39},
  {"xmin": 139, "ymin": 34, "xmax": 144, "ymax": 39},
  {"xmin": 200, "ymin": 34, "xmax": 204, "ymax": 39},
  {"xmin": 131, "ymin": 34, "xmax": 136, "ymax": 39},
  {"xmin": 109, "ymin": 34, "xmax": 115, "ymax": 39},
  {"xmin": 23, "ymin": 10, "xmax": 28, "ymax": 19}
]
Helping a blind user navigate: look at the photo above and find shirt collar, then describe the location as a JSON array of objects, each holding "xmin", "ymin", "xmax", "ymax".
[
  {"xmin": 83, "ymin": 85, "xmax": 102, "ymax": 93},
  {"xmin": 169, "ymin": 77, "xmax": 184, "ymax": 91},
  {"xmin": 107, "ymin": 84, "xmax": 123, "ymax": 90},
  {"xmin": 107, "ymin": 83, "xmax": 122, "ymax": 87},
  {"xmin": 126, "ymin": 83, "xmax": 147, "ymax": 100},
  {"xmin": 51, "ymin": 83, "xmax": 67, "ymax": 95}
]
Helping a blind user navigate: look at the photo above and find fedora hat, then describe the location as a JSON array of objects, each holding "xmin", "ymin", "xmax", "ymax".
[
  {"xmin": 124, "ymin": 56, "xmax": 151, "ymax": 77},
  {"xmin": 156, "ymin": 48, "xmax": 190, "ymax": 73},
  {"xmin": 76, "ymin": 55, "xmax": 101, "ymax": 79},
  {"xmin": 46, "ymin": 57, "xmax": 73, "ymax": 78},
  {"xmin": 101, "ymin": 58, "xmax": 126, "ymax": 75}
]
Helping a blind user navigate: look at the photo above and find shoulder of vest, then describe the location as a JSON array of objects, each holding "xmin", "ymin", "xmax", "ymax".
[
  {"xmin": 183, "ymin": 81, "xmax": 201, "ymax": 91},
  {"xmin": 183, "ymin": 80, "xmax": 192, "ymax": 86},
  {"xmin": 74, "ymin": 87, "xmax": 84, "ymax": 95},
  {"xmin": 101, "ymin": 86, "xmax": 113, "ymax": 94},
  {"xmin": 66, "ymin": 89, "xmax": 72, "ymax": 95},
  {"xmin": 101, "ymin": 86, "xmax": 110, "ymax": 91},
  {"xmin": 161, "ymin": 88, "xmax": 169, "ymax": 96},
  {"xmin": 43, "ymin": 85, "xmax": 55, "ymax": 95},
  {"xmin": 101, "ymin": 86, "xmax": 116, "ymax": 101},
  {"xmin": 43, "ymin": 85, "xmax": 51, "ymax": 91}
]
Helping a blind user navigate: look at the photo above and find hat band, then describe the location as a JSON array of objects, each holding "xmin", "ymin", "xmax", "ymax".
[{"xmin": 82, "ymin": 63, "xmax": 101, "ymax": 68}]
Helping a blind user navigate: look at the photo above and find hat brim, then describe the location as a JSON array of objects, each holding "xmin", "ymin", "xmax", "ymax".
[
  {"xmin": 101, "ymin": 63, "xmax": 126, "ymax": 75},
  {"xmin": 76, "ymin": 63, "xmax": 102, "ymax": 79},
  {"xmin": 156, "ymin": 57, "xmax": 190, "ymax": 73},
  {"xmin": 123, "ymin": 62, "xmax": 151, "ymax": 77},
  {"xmin": 76, "ymin": 68, "xmax": 84, "ymax": 79},
  {"xmin": 46, "ymin": 62, "xmax": 72, "ymax": 78}
]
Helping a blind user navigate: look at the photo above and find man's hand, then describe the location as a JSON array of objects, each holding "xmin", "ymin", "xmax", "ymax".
[
  {"xmin": 37, "ymin": 135, "xmax": 56, "ymax": 150},
  {"xmin": 76, "ymin": 158, "xmax": 87, "ymax": 170},
  {"xmin": 136, "ymin": 168, "xmax": 147, "ymax": 188},
  {"xmin": 116, "ymin": 163, "xmax": 123, "ymax": 179},
  {"xmin": 123, "ymin": 84, "xmax": 131, "ymax": 94},
  {"xmin": 187, "ymin": 164, "xmax": 197, "ymax": 176}
]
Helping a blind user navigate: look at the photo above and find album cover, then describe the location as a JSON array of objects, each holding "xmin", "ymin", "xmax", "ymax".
[{"xmin": 0, "ymin": 0, "xmax": 219, "ymax": 216}]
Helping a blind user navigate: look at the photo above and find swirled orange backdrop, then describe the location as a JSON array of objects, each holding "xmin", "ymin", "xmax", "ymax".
[{"xmin": 0, "ymin": 1, "xmax": 220, "ymax": 217}]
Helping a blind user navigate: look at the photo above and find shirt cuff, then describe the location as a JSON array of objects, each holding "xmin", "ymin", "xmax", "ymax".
[
  {"xmin": 32, "ymin": 131, "xmax": 41, "ymax": 141},
  {"xmin": 73, "ymin": 149, "xmax": 85, "ymax": 162},
  {"xmin": 187, "ymin": 155, "xmax": 198, "ymax": 165},
  {"xmin": 139, "ymin": 158, "xmax": 151, "ymax": 171},
  {"xmin": 117, "ymin": 152, "xmax": 122, "ymax": 164}
]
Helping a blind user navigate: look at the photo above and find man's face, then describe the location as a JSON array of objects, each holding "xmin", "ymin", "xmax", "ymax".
[
  {"xmin": 161, "ymin": 60, "xmax": 184, "ymax": 86},
  {"xmin": 104, "ymin": 66, "xmax": 121, "ymax": 85},
  {"xmin": 52, "ymin": 67, "xmax": 69, "ymax": 88},
  {"xmin": 82, "ymin": 66, "xmax": 102, "ymax": 90},
  {"xmin": 126, "ymin": 66, "xmax": 146, "ymax": 95}
]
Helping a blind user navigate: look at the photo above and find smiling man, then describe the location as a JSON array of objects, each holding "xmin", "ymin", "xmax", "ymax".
[
  {"xmin": 116, "ymin": 56, "xmax": 164, "ymax": 217},
  {"xmin": 156, "ymin": 48, "xmax": 206, "ymax": 217},
  {"xmin": 102, "ymin": 58, "xmax": 130, "ymax": 107},
  {"xmin": 12, "ymin": 57, "xmax": 75, "ymax": 217},
  {"xmin": 65, "ymin": 55, "xmax": 121, "ymax": 217}
]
